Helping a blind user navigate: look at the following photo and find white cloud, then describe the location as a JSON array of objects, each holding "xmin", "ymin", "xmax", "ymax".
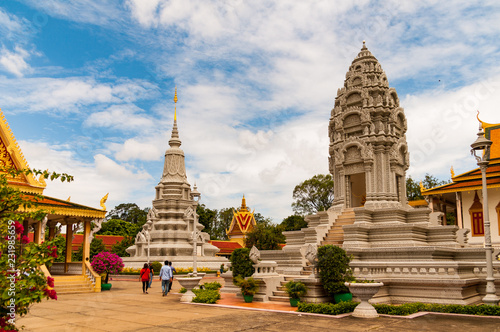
[
  {"xmin": 0, "ymin": 47, "xmax": 31, "ymax": 77},
  {"xmin": 85, "ymin": 104, "xmax": 155, "ymax": 131},
  {"xmin": 18, "ymin": 140, "xmax": 155, "ymax": 210},
  {"xmin": 0, "ymin": 76, "xmax": 157, "ymax": 113},
  {"xmin": 113, "ymin": 138, "xmax": 164, "ymax": 162}
]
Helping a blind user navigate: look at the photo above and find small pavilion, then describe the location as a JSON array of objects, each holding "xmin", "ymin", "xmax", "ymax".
[{"xmin": 1, "ymin": 110, "xmax": 107, "ymax": 292}]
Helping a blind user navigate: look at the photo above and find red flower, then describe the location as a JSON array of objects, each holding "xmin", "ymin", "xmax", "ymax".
[
  {"xmin": 14, "ymin": 221, "xmax": 24, "ymax": 234},
  {"xmin": 47, "ymin": 245, "xmax": 58, "ymax": 258},
  {"xmin": 21, "ymin": 235, "xmax": 29, "ymax": 244},
  {"xmin": 44, "ymin": 288, "xmax": 57, "ymax": 300},
  {"xmin": 47, "ymin": 276, "xmax": 55, "ymax": 288}
]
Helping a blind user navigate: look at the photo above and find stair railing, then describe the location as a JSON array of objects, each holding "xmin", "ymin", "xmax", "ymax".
[{"xmin": 84, "ymin": 261, "xmax": 101, "ymax": 292}]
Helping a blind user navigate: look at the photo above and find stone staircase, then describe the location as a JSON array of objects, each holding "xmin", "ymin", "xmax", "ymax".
[
  {"xmin": 268, "ymin": 276, "xmax": 294, "ymax": 302},
  {"xmin": 321, "ymin": 208, "xmax": 355, "ymax": 246},
  {"xmin": 53, "ymin": 275, "xmax": 95, "ymax": 294}
]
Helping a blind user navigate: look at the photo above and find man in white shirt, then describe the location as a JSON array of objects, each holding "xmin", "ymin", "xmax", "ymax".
[{"xmin": 159, "ymin": 260, "xmax": 173, "ymax": 296}]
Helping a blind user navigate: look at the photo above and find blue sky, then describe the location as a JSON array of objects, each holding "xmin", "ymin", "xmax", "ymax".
[{"xmin": 1, "ymin": 0, "xmax": 499, "ymax": 222}]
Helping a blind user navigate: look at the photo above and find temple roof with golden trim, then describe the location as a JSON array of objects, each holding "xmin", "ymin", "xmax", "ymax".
[{"xmin": 226, "ymin": 195, "xmax": 257, "ymax": 237}]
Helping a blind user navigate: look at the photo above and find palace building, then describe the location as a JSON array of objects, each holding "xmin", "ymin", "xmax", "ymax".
[{"xmin": 422, "ymin": 116, "xmax": 500, "ymax": 246}]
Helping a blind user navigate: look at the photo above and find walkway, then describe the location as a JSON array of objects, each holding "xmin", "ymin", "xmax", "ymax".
[{"xmin": 18, "ymin": 280, "xmax": 500, "ymax": 332}]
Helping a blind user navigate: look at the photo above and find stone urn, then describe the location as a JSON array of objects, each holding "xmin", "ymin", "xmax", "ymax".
[
  {"xmin": 177, "ymin": 277, "xmax": 202, "ymax": 302},
  {"xmin": 345, "ymin": 282, "xmax": 383, "ymax": 318}
]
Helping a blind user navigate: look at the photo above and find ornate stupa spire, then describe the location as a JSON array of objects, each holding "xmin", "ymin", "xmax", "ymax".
[
  {"xmin": 169, "ymin": 86, "xmax": 181, "ymax": 148},
  {"xmin": 162, "ymin": 87, "xmax": 186, "ymax": 183}
]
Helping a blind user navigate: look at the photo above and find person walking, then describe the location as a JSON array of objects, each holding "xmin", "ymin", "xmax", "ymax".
[
  {"xmin": 139, "ymin": 263, "xmax": 150, "ymax": 294},
  {"xmin": 167, "ymin": 261, "xmax": 176, "ymax": 293},
  {"xmin": 159, "ymin": 260, "xmax": 172, "ymax": 296},
  {"xmin": 148, "ymin": 263, "xmax": 154, "ymax": 289}
]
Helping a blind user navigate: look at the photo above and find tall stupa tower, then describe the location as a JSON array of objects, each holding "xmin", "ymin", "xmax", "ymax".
[
  {"xmin": 124, "ymin": 88, "xmax": 226, "ymax": 268},
  {"xmin": 329, "ymin": 42, "xmax": 409, "ymax": 209}
]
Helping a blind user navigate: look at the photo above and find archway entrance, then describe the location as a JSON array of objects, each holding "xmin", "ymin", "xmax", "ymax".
[{"xmin": 349, "ymin": 172, "xmax": 366, "ymax": 207}]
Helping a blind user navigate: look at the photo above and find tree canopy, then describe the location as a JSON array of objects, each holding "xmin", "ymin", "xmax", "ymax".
[
  {"xmin": 292, "ymin": 174, "xmax": 334, "ymax": 215},
  {"xmin": 244, "ymin": 223, "xmax": 285, "ymax": 250},
  {"xmin": 97, "ymin": 218, "xmax": 138, "ymax": 237},
  {"xmin": 106, "ymin": 203, "xmax": 149, "ymax": 224},
  {"xmin": 280, "ymin": 215, "xmax": 307, "ymax": 231},
  {"xmin": 406, "ymin": 173, "xmax": 450, "ymax": 201}
]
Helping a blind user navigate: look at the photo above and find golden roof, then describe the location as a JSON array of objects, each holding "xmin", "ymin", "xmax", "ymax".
[{"xmin": 226, "ymin": 195, "xmax": 257, "ymax": 236}]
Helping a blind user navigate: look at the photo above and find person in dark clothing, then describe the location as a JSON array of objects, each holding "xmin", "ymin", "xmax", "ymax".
[{"xmin": 168, "ymin": 261, "xmax": 176, "ymax": 293}]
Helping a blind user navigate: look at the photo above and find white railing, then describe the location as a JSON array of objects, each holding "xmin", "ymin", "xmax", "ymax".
[{"xmin": 84, "ymin": 261, "xmax": 101, "ymax": 292}]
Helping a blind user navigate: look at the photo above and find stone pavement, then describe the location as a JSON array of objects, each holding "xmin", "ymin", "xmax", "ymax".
[{"xmin": 18, "ymin": 280, "xmax": 500, "ymax": 332}]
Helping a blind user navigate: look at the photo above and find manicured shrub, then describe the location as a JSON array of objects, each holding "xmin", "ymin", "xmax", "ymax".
[
  {"xmin": 202, "ymin": 281, "xmax": 222, "ymax": 290},
  {"xmin": 234, "ymin": 276, "xmax": 259, "ymax": 296},
  {"xmin": 230, "ymin": 248, "xmax": 254, "ymax": 280},
  {"xmin": 284, "ymin": 281, "xmax": 307, "ymax": 299},
  {"xmin": 298, "ymin": 301, "xmax": 358, "ymax": 315},
  {"xmin": 150, "ymin": 261, "xmax": 162, "ymax": 273},
  {"xmin": 317, "ymin": 245, "xmax": 353, "ymax": 295},
  {"xmin": 179, "ymin": 287, "xmax": 187, "ymax": 293},
  {"xmin": 192, "ymin": 289, "xmax": 221, "ymax": 304}
]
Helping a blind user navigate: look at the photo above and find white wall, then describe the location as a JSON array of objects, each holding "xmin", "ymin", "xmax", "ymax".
[{"xmin": 462, "ymin": 188, "xmax": 500, "ymax": 246}]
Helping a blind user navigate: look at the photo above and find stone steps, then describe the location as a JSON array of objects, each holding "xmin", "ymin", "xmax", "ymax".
[
  {"xmin": 321, "ymin": 210, "xmax": 356, "ymax": 247},
  {"xmin": 269, "ymin": 278, "xmax": 293, "ymax": 302},
  {"xmin": 53, "ymin": 275, "xmax": 95, "ymax": 294}
]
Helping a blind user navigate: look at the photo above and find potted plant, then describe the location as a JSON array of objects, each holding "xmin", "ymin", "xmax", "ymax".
[
  {"xmin": 234, "ymin": 276, "xmax": 259, "ymax": 303},
  {"xmin": 317, "ymin": 245, "xmax": 354, "ymax": 303},
  {"xmin": 91, "ymin": 252, "xmax": 124, "ymax": 291},
  {"xmin": 284, "ymin": 280, "xmax": 307, "ymax": 307}
]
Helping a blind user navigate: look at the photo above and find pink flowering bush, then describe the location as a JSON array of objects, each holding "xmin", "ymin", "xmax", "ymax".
[{"xmin": 91, "ymin": 252, "xmax": 124, "ymax": 284}]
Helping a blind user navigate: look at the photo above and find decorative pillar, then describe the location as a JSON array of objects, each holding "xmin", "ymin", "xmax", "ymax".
[
  {"xmin": 82, "ymin": 220, "xmax": 91, "ymax": 271},
  {"xmin": 33, "ymin": 220, "xmax": 42, "ymax": 244},
  {"xmin": 65, "ymin": 222, "xmax": 73, "ymax": 273},
  {"xmin": 48, "ymin": 222, "xmax": 56, "ymax": 240},
  {"xmin": 456, "ymin": 192, "xmax": 463, "ymax": 229}
]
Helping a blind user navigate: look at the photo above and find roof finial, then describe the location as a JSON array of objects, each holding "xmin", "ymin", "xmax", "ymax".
[
  {"xmin": 362, "ymin": 40, "xmax": 367, "ymax": 50},
  {"xmin": 174, "ymin": 86, "xmax": 178, "ymax": 121}
]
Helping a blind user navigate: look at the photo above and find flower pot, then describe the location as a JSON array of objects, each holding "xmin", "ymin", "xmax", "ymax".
[
  {"xmin": 333, "ymin": 292, "xmax": 352, "ymax": 303},
  {"xmin": 101, "ymin": 283, "xmax": 112, "ymax": 291},
  {"xmin": 345, "ymin": 282, "xmax": 383, "ymax": 318},
  {"xmin": 289, "ymin": 298, "xmax": 300, "ymax": 307},
  {"xmin": 177, "ymin": 277, "xmax": 202, "ymax": 303},
  {"xmin": 243, "ymin": 294, "xmax": 254, "ymax": 303}
]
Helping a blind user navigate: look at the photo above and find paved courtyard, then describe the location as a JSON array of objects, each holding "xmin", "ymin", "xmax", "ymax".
[{"xmin": 18, "ymin": 280, "xmax": 500, "ymax": 332}]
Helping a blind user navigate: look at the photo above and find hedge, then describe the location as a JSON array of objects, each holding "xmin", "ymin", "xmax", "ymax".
[{"xmin": 298, "ymin": 301, "xmax": 500, "ymax": 317}]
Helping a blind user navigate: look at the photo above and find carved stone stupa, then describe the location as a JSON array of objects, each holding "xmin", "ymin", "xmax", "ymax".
[
  {"xmin": 329, "ymin": 41, "xmax": 409, "ymax": 209},
  {"xmin": 123, "ymin": 90, "xmax": 226, "ymax": 268}
]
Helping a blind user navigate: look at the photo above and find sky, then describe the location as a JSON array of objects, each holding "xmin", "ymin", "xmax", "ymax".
[{"xmin": 1, "ymin": 0, "xmax": 499, "ymax": 223}]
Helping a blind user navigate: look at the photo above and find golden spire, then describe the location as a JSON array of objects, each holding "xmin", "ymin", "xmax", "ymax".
[
  {"xmin": 240, "ymin": 194, "xmax": 248, "ymax": 212},
  {"xmin": 174, "ymin": 86, "xmax": 178, "ymax": 121},
  {"xmin": 450, "ymin": 166, "xmax": 455, "ymax": 178}
]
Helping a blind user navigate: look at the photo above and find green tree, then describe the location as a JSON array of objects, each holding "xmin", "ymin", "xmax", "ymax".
[
  {"xmin": 97, "ymin": 219, "xmax": 137, "ymax": 237},
  {"xmin": 292, "ymin": 174, "xmax": 334, "ymax": 215},
  {"xmin": 197, "ymin": 204, "xmax": 217, "ymax": 236},
  {"xmin": 210, "ymin": 207, "xmax": 235, "ymax": 240},
  {"xmin": 106, "ymin": 203, "xmax": 149, "ymax": 224},
  {"xmin": 111, "ymin": 236, "xmax": 135, "ymax": 257},
  {"xmin": 244, "ymin": 223, "xmax": 285, "ymax": 250},
  {"xmin": 230, "ymin": 248, "xmax": 254, "ymax": 280},
  {"xmin": 406, "ymin": 173, "xmax": 450, "ymax": 201},
  {"xmin": 0, "ymin": 168, "xmax": 72, "ymax": 331},
  {"xmin": 72, "ymin": 238, "xmax": 106, "ymax": 262},
  {"xmin": 280, "ymin": 215, "xmax": 307, "ymax": 231},
  {"xmin": 317, "ymin": 245, "xmax": 353, "ymax": 295}
]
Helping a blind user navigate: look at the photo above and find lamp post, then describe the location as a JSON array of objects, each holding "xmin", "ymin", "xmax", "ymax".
[
  {"xmin": 470, "ymin": 122, "xmax": 499, "ymax": 305},
  {"xmin": 191, "ymin": 184, "xmax": 201, "ymax": 277}
]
